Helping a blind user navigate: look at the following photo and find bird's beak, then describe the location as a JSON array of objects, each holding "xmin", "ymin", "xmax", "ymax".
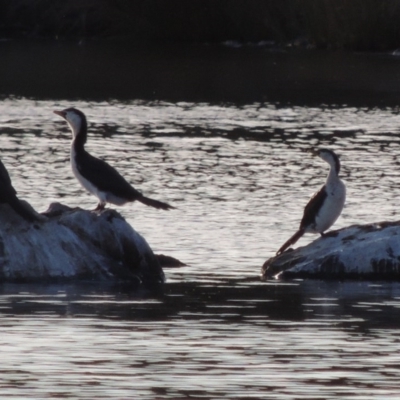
[{"xmin": 53, "ymin": 110, "xmax": 66, "ymax": 118}]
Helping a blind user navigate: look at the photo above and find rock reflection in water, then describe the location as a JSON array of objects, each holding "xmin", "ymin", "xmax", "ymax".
[{"xmin": 0, "ymin": 280, "xmax": 399, "ymax": 399}]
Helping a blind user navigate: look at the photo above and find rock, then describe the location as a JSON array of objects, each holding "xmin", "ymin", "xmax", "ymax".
[
  {"xmin": 0, "ymin": 202, "xmax": 164, "ymax": 284},
  {"xmin": 262, "ymin": 221, "xmax": 400, "ymax": 280}
]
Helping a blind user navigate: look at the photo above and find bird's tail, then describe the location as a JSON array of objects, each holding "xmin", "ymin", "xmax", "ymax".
[
  {"xmin": 276, "ymin": 229, "xmax": 305, "ymax": 256},
  {"xmin": 137, "ymin": 195, "xmax": 175, "ymax": 210}
]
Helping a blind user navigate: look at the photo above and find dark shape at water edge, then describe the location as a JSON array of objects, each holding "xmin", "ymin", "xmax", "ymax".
[
  {"xmin": 0, "ymin": 202, "xmax": 165, "ymax": 285},
  {"xmin": 262, "ymin": 221, "xmax": 400, "ymax": 281},
  {"xmin": 156, "ymin": 254, "xmax": 187, "ymax": 268}
]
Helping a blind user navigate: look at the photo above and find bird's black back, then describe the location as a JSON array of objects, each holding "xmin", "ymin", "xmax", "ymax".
[{"xmin": 75, "ymin": 150, "xmax": 141, "ymax": 200}]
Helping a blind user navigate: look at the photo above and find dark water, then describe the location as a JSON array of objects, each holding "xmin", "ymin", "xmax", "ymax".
[
  {"xmin": 1, "ymin": 42, "xmax": 400, "ymax": 398},
  {"xmin": 1, "ymin": 280, "xmax": 400, "ymax": 399},
  {"xmin": 2, "ymin": 40, "xmax": 400, "ymax": 105}
]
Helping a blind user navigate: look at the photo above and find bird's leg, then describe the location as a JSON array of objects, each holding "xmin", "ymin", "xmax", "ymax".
[{"xmin": 94, "ymin": 202, "xmax": 106, "ymax": 212}]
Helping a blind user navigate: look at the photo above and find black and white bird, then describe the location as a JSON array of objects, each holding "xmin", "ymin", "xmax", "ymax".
[
  {"xmin": 54, "ymin": 107, "xmax": 174, "ymax": 211},
  {"xmin": 0, "ymin": 159, "xmax": 38, "ymax": 222},
  {"xmin": 276, "ymin": 148, "xmax": 346, "ymax": 256}
]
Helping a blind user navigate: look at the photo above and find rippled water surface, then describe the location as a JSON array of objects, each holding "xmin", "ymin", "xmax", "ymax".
[{"xmin": 2, "ymin": 46, "xmax": 400, "ymax": 398}]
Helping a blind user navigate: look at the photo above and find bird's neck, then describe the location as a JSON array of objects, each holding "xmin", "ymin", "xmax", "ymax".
[
  {"xmin": 71, "ymin": 127, "xmax": 87, "ymax": 153},
  {"xmin": 325, "ymin": 163, "xmax": 340, "ymax": 188}
]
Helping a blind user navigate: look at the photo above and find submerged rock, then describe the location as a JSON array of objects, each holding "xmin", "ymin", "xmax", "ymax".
[
  {"xmin": 262, "ymin": 221, "xmax": 400, "ymax": 280},
  {"xmin": 0, "ymin": 202, "xmax": 164, "ymax": 284}
]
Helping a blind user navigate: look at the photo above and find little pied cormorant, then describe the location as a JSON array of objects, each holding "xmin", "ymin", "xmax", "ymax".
[
  {"xmin": 54, "ymin": 108, "xmax": 174, "ymax": 211},
  {"xmin": 0, "ymin": 159, "xmax": 38, "ymax": 222},
  {"xmin": 276, "ymin": 148, "xmax": 346, "ymax": 256}
]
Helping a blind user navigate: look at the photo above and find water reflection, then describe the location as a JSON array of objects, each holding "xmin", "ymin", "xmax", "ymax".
[
  {"xmin": 1, "ymin": 97, "xmax": 400, "ymax": 397},
  {"xmin": 0, "ymin": 280, "xmax": 400, "ymax": 399}
]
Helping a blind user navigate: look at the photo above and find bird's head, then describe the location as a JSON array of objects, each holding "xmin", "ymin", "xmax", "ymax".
[
  {"xmin": 54, "ymin": 107, "xmax": 87, "ymax": 139},
  {"xmin": 310, "ymin": 148, "xmax": 340, "ymax": 174}
]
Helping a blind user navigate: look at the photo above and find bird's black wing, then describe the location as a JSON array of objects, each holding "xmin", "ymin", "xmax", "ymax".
[
  {"xmin": 77, "ymin": 152, "xmax": 141, "ymax": 200},
  {"xmin": 299, "ymin": 185, "xmax": 327, "ymax": 229}
]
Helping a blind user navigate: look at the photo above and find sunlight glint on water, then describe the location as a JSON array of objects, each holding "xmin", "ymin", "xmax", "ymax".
[{"xmin": 0, "ymin": 98, "xmax": 400, "ymax": 398}]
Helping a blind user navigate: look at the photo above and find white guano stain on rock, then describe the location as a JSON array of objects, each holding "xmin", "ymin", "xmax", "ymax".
[
  {"xmin": 262, "ymin": 221, "xmax": 400, "ymax": 280},
  {"xmin": 0, "ymin": 202, "xmax": 164, "ymax": 284}
]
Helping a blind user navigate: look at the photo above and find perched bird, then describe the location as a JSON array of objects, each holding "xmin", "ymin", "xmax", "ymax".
[
  {"xmin": 276, "ymin": 149, "xmax": 346, "ymax": 256},
  {"xmin": 54, "ymin": 107, "xmax": 174, "ymax": 211},
  {"xmin": 0, "ymin": 159, "xmax": 38, "ymax": 222}
]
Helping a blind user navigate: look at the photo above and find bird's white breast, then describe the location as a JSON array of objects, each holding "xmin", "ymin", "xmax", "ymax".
[
  {"xmin": 309, "ymin": 179, "xmax": 346, "ymax": 233},
  {"xmin": 70, "ymin": 147, "xmax": 107, "ymax": 203},
  {"xmin": 70, "ymin": 146, "xmax": 129, "ymax": 206}
]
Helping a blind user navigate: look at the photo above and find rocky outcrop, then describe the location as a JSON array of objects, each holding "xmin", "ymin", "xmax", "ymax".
[
  {"xmin": 0, "ymin": 202, "xmax": 164, "ymax": 284},
  {"xmin": 262, "ymin": 221, "xmax": 400, "ymax": 280}
]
